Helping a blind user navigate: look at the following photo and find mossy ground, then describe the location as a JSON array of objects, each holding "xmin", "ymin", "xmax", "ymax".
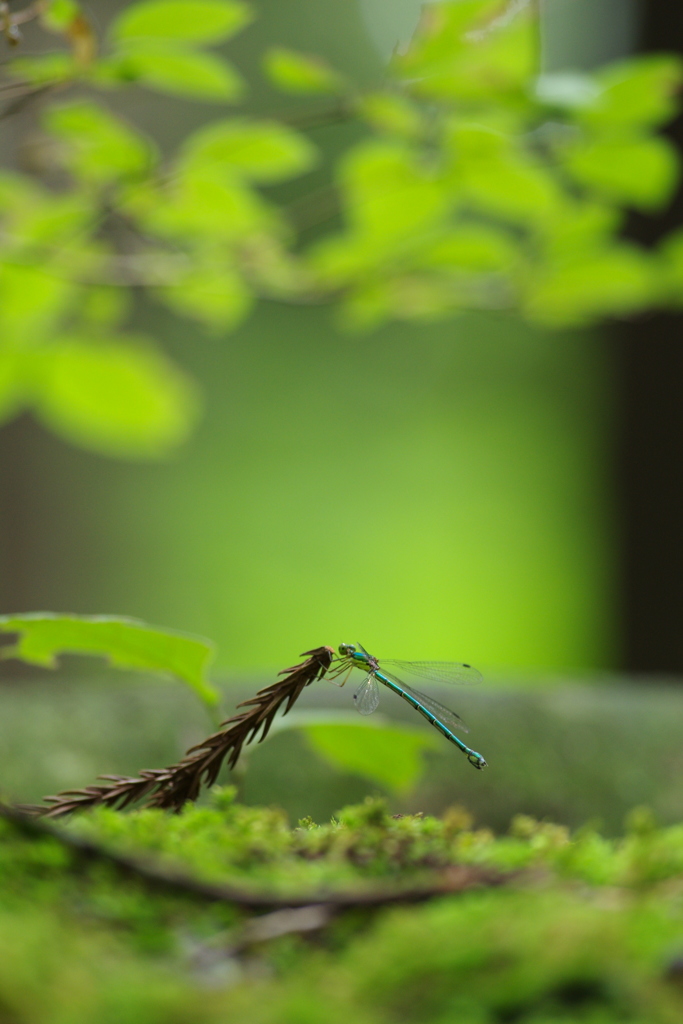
[{"xmin": 2, "ymin": 791, "xmax": 683, "ymax": 1023}]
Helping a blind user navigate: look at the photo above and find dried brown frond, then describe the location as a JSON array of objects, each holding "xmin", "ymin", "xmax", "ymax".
[{"xmin": 21, "ymin": 646, "xmax": 335, "ymax": 819}]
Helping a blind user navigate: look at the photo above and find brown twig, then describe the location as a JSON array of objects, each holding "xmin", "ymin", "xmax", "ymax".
[
  {"xmin": 8, "ymin": 1, "xmax": 48, "ymax": 30},
  {"xmin": 0, "ymin": 82, "xmax": 52, "ymax": 119},
  {"xmin": 0, "ymin": 801, "xmax": 510, "ymax": 910},
  {"xmin": 21, "ymin": 646, "xmax": 335, "ymax": 819}
]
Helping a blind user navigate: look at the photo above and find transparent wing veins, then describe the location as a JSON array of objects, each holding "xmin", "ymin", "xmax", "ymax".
[
  {"xmin": 353, "ymin": 673, "xmax": 380, "ymax": 716},
  {"xmin": 381, "ymin": 660, "xmax": 483, "ymax": 686},
  {"xmin": 380, "ymin": 671, "xmax": 470, "ymax": 733}
]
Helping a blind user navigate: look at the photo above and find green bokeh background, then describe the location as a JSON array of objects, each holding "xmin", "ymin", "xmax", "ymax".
[
  {"xmin": 1, "ymin": 0, "xmax": 640, "ymax": 674},
  {"xmin": 32, "ymin": 304, "xmax": 614, "ymax": 672}
]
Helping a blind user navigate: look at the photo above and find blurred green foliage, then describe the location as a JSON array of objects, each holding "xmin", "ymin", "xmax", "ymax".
[
  {"xmin": 263, "ymin": 46, "xmax": 347, "ymax": 95},
  {"xmin": 0, "ymin": 0, "xmax": 682, "ymax": 458},
  {"xmin": 0, "ymin": 612, "xmax": 219, "ymax": 709},
  {"xmin": 270, "ymin": 712, "xmax": 443, "ymax": 794},
  {"xmin": 3, "ymin": 791, "xmax": 683, "ymax": 1023}
]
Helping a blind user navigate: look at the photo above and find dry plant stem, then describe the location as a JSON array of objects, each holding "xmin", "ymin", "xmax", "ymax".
[
  {"xmin": 0, "ymin": 82, "xmax": 53, "ymax": 119},
  {"xmin": 23, "ymin": 646, "xmax": 336, "ymax": 819},
  {"xmin": 0, "ymin": 802, "xmax": 510, "ymax": 910},
  {"xmin": 7, "ymin": 2, "xmax": 48, "ymax": 30}
]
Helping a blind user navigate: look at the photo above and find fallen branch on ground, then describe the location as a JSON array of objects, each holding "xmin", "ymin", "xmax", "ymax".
[{"xmin": 0, "ymin": 802, "xmax": 511, "ymax": 910}]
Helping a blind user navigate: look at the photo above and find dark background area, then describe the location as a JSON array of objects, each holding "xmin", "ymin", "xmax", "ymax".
[{"xmin": 618, "ymin": 2, "xmax": 683, "ymax": 672}]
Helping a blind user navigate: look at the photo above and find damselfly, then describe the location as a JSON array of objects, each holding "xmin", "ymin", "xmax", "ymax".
[{"xmin": 329, "ymin": 642, "xmax": 487, "ymax": 770}]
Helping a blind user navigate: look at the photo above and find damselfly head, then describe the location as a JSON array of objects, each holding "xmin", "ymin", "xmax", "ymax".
[{"xmin": 339, "ymin": 642, "xmax": 356, "ymax": 657}]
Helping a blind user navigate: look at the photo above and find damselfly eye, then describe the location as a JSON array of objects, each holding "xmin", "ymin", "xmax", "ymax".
[{"xmin": 339, "ymin": 643, "xmax": 356, "ymax": 656}]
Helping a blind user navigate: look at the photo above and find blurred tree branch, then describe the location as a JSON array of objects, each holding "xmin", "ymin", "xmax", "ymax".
[{"xmin": 0, "ymin": 0, "xmax": 681, "ymax": 458}]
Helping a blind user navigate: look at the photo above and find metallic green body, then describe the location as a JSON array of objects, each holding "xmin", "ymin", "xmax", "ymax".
[{"xmin": 335, "ymin": 644, "xmax": 488, "ymax": 770}]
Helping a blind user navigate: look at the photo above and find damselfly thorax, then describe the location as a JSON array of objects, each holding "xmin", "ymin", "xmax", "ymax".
[{"xmin": 327, "ymin": 641, "xmax": 377, "ymax": 685}]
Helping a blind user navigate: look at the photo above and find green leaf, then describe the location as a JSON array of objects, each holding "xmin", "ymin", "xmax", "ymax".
[
  {"xmin": 576, "ymin": 55, "xmax": 683, "ymax": 131},
  {"xmin": 34, "ymin": 336, "xmax": 200, "ymax": 459},
  {"xmin": 7, "ymin": 53, "xmax": 78, "ymax": 86},
  {"xmin": 44, "ymin": 101, "xmax": 154, "ymax": 183},
  {"xmin": 110, "ymin": 0, "xmax": 252, "ymax": 44},
  {"xmin": 340, "ymin": 141, "xmax": 449, "ymax": 242},
  {"xmin": 418, "ymin": 225, "xmax": 517, "ymax": 271},
  {"xmin": 334, "ymin": 279, "xmax": 392, "ymax": 330},
  {"xmin": 339, "ymin": 275, "xmax": 458, "ymax": 331},
  {"xmin": 181, "ymin": 118, "xmax": 318, "ymax": 182},
  {"xmin": 77, "ymin": 287, "xmax": 131, "ymax": 329},
  {"xmin": 446, "ymin": 123, "xmax": 562, "ymax": 224},
  {"xmin": 393, "ymin": 0, "xmax": 536, "ymax": 101},
  {"xmin": 139, "ymin": 165, "xmax": 269, "ymax": 241},
  {"xmin": 560, "ymin": 134, "xmax": 679, "ymax": 212},
  {"xmin": 156, "ymin": 263, "xmax": 252, "ymax": 329},
  {"xmin": 524, "ymin": 245, "xmax": 655, "ymax": 326},
  {"xmin": 392, "ymin": 1, "xmax": 503, "ymax": 77},
  {"xmin": 0, "ymin": 613, "xmax": 219, "ymax": 708},
  {"xmin": 302, "ymin": 719, "xmax": 439, "ymax": 794},
  {"xmin": 356, "ymin": 93, "xmax": 423, "ymax": 139},
  {"xmin": 41, "ymin": 0, "xmax": 81, "ymax": 32},
  {"xmin": 0, "ymin": 171, "xmax": 40, "ymax": 212},
  {"xmin": 0, "ymin": 265, "xmax": 78, "ymax": 343},
  {"xmin": 107, "ymin": 43, "xmax": 244, "ymax": 101},
  {"xmin": 8, "ymin": 195, "xmax": 92, "ymax": 248},
  {"xmin": 309, "ymin": 144, "xmax": 453, "ymax": 289},
  {"xmin": 542, "ymin": 201, "xmax": 620, "ymax": 260},
  {"xmin": 263, "ymin": 48, "xmax": 345, "ymax": 95}
]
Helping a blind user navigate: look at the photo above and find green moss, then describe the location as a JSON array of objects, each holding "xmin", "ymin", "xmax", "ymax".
[{"xmin": 3, "ymin": 793, "xmax": 683, "ymax": 1023}]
